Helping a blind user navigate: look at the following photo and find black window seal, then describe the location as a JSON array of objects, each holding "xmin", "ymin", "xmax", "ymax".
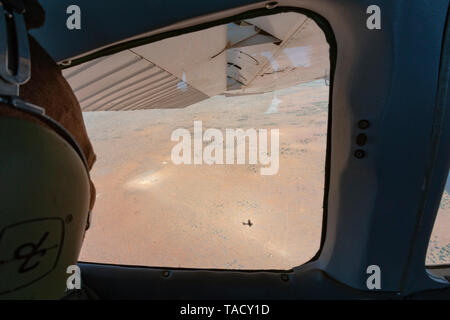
[{"xmin": 73, "ymin": 6, "xmax": 337, "ymax": 271}]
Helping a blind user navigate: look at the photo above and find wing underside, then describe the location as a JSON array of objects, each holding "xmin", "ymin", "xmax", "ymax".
[{"xmin": 63, "ymin": 13, "xmax": 329, "ymax": 111}]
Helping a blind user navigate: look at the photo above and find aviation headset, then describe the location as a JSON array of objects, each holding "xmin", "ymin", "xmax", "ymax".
[{"xmin": 0, "ymin": 1, "xmax": 93, "ymax": 298}]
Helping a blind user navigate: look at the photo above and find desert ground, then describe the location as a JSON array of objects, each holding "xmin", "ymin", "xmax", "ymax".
[
  {"xmin": 80, "ymin": 80, "xmax": 449, "ymax": 269},
  {"xmin": 427, "ymin": 179, "xmax": 450, "ymax": 265}
]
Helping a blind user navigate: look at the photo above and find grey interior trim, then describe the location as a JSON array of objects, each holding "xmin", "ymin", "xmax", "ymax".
[{"xmin": 30, "ymin": 0, "xmax": 450, "ymax": 298}]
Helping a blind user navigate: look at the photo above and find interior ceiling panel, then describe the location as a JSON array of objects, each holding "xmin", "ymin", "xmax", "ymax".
[{"xmin": 30, "ymin": 0, "xmax": 263, "ymax": 63}]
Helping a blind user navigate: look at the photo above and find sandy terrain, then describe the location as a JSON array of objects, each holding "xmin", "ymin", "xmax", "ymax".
[
  {"xmin": 79, "ymin": 79, "xmax": 449, "ymax": 269},
  {"xmin": 427, "ymin": 179, "xmax": 450, "ymax": 265}
]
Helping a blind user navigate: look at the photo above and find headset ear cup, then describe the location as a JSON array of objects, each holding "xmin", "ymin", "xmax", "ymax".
[
  {"xmin": 0, "ymin": 117, "xmax": 91, "ymax": 299},
  {"xmin": 1, "ymin": 97, "xmax": 94, "ymax": 230},
  {"xmin": 10, "ymin": 98, "xmax": 93, "ymax": 230}
]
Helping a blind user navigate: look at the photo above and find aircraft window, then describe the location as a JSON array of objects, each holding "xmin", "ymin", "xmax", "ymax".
[
  {"xmin": 64, "ymin": 12, "xmax": 330, "ymax": 269},
  {"xmin": 426, "ymin": 170, "xmax": 450, "ymax": 265}
]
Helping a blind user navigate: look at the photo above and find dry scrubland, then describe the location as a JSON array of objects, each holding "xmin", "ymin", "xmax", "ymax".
[{"xmin": 81, "ymin": 80, "xmax": 449, "ymax": 268}]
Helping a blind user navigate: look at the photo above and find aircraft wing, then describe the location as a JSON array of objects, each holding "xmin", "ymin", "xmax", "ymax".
[{"xmin": 63, "ymin": 13, "xmax": 329, "ymax": 111}]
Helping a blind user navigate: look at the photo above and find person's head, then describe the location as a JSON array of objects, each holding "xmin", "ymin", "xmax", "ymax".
[{"xmin": 0, "ymin": 0, "xmax": 96, "ymax": 299}]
